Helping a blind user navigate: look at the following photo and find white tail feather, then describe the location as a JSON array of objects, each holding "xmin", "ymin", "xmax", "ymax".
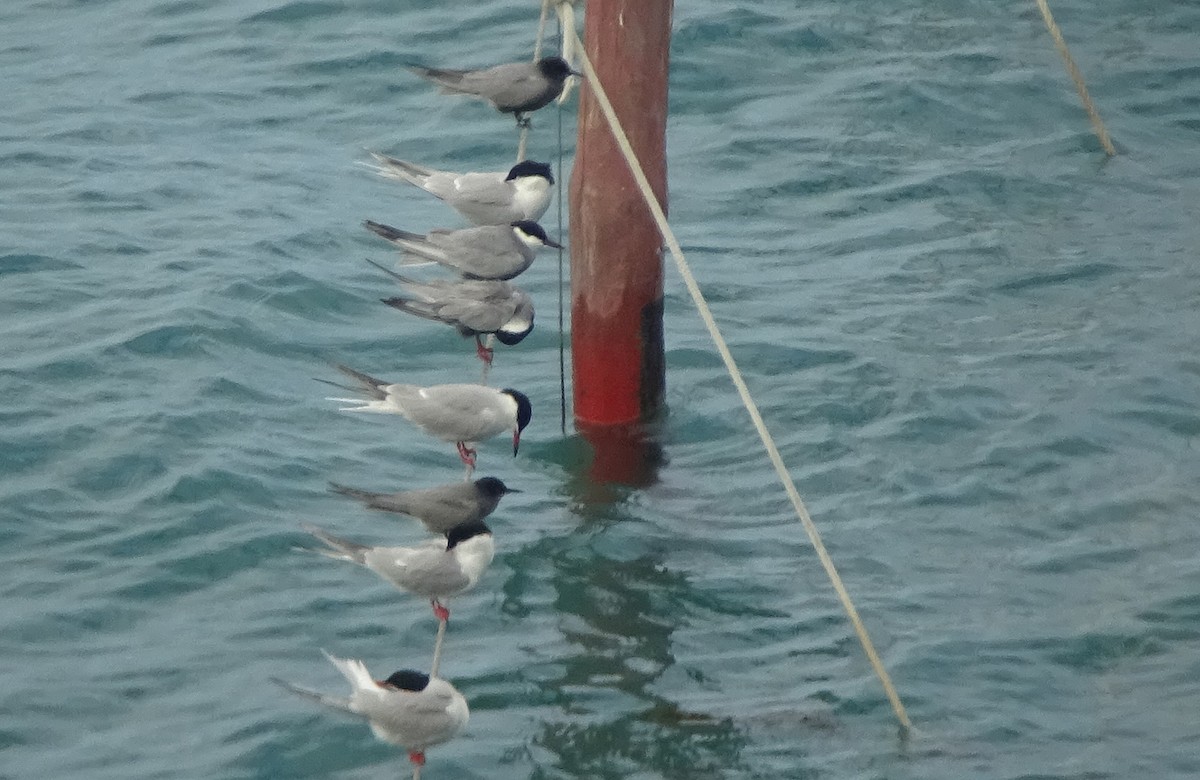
[
  {"xmin": 327, "ymin": 397, "xmax": 396, "ymax": 413},
  {"xmin": 323, "ymin": 651, "xmax": 377, "ymax": 692},
  {"xmin": 358, "ymin": 161, "xmax": 420, "ymax": 185},
  {"xmin": 271, "ymin": 677, "xmax": 356, "ymax": 715}
]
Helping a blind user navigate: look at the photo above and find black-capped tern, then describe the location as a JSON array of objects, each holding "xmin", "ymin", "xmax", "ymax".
[
  {"xmin": 300, "ymin": 520, "xmax": 494, "ymax": 622},
  {"xmin": 328, "ymin": 476, "xmax": 519, "ymax": 535},
  {"xmin": 271, "ymin": 651, "xmax": 468, "ymax": 768},
  {"xmin": 409, "ymin": 56, "xmax": 580, "ymax": 127},
  {"xmin": 321, "ymin": 364, "xmax": 532, "ymax": 467},
  {"xmin": 363, "ymin": 153, "xmax": 554, "ymax": 226},
  {"xmin": 365, "ymin": 258, "xmax": 534, "ymax": 365},
  {"xmin": 363, "ymin": 219, "xmax": 560, "ymax": 281}
]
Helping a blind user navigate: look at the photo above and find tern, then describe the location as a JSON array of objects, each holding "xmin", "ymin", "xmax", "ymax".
[
  {"xmin": 321, "ymin": 364, "xmax": 532, "ymax": 467},
  {"xmin": 363, "ymin": 219, "xmax": 560, "ymax": 281},
  {"xmin": 328, "ymin": 476, "xmax": 519, "ymax": 535},
  {"xmin": 272, "ymin": 651, "xmax": 468, "ymax": 769},
  {"xmin": 365, "ymin": 258, "xmax": 534, "ymax": 365},
  {"xmin": 299, "ymin": 520, "xmax": 494, "ymax": 622},
  {"xmin": 363, "ymin": 153, "xmax": 554, "ymax": 225},
  {"xmin": 409, "ymin": 55, "xmax": 580, "ymax": 127}
]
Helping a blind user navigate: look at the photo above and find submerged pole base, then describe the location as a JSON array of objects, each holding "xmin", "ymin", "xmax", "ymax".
[{"xmin": 576, "ymin": 419, "xmax": 665, "ymax": 488}]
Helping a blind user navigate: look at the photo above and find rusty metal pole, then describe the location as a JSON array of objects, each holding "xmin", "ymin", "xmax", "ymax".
[{"xmin": 569, "ymin": 0, "xmax": 671, "ymax": 478}]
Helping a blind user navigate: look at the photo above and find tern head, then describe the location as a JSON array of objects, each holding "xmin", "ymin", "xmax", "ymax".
[
  {"xmin": 495, "ymin": 323, "xmax": 533, "ymax": 346},
  {"xmin": 501, "ymin": 388, "xmax": 532, "ymax": 455},
  {"xmin": 537, "ymin": 56, "xmax": 581, "ymax": 81},
  {"xmin": 381, "ymin": 669, "xmax": 430, "ymax": 692},
  {"xmin": 512, "ymin": 220, "xmax": 563, "ymax": 250},
  {"xmin": 496, "ymin": 323, "xmax": 533, "ymax": 345},
  {"xmin": 506, "ymin": 160, "xmax": 554, "ymax": 185},
  {"xmin": 496, "ymin": 302, "xmax": 534, "ymax": 346},
  {"xmin": 474, "ymin": 476, "xmax": 520, "ymax": 498},
  {"xmin": 446, "ymin": 519, "xmax": 493, "ymax": 550}
]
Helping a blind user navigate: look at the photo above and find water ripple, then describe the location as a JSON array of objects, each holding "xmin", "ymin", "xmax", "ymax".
[{"xmin": 4, "ymin": 0, "xmax": 1200, "ymax": 778}]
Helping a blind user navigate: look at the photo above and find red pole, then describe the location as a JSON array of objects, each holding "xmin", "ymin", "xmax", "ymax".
[{"xmin": 570, "ymin": 0, "xmax": 671, "ymax": 435}]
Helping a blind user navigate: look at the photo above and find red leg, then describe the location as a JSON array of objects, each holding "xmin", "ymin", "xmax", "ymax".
[
  {"xmin": 408, "ymin": 750, "xmax": 425, "ymax": 767},
  {"xmin": 475, "ymin": 335, "xmax": 494, "ymax": 365},
  {"xmin": 431, "ymin": 599, "xmax": 449, "ymax": 622},
  {"xmin": 456, "ymin": 441, "xmax": 476, "ymax": 468}
]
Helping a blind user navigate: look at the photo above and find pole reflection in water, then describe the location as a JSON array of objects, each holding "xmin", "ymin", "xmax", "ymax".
[
  {"xmin": 508, "ymin": 425, "xmax": 748, "ymax": 777},
  {"xmin": 530, "ymin": 545, "xmax": 748, "ymax": 777}
]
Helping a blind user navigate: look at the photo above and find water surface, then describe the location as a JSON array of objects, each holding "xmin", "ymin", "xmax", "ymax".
[{"xmin": 3, "ymin": 1, "xmax": 1200, "ymax": 778}]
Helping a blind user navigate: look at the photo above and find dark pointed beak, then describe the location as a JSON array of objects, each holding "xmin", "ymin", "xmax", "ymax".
[
  {"xmin": 504, "ymin": 487, "xmax": 522, "ymax": 494},
  {"xmin": 544, "ymin": 236, "xmax": 564, "ymax": 250},
  {"xmin": 512, "ymin": 430, "xmax": 521, "ymax": 456}
]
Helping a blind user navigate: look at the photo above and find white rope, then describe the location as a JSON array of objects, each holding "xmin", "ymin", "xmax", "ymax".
[
  {"xmin": 1033, "ymin": 0, "xmax": 1117, "ymax": 156},
  {"xmin": 554, "ymin": 2, "xmax": 579, "ymax": 106},
  {"xmin": 533, "ymin": 0, "xmax": 552, "ymax": 60},
  {"xmin": 478, "ymin": 334, "xmax": 494, "ymax": 389},
  {"xmin": 429, "ymin": 617, "xmax": 448, "ymax": 677},
  {"xmin": 516, "ymin": 0, "xmax": 555, "ymax": 163},
  {"xmin": 521, "ymin": 0, "xmax": 570, "ymax": 432},
  {"xmin": 417, "ymin": 9, "xmax": 556, "ymax": 778},
  {"xmin": 424, "ymin": 614, "xmax": 446, "ymax": 776},
  {"xmin": 562, "ymin": 20, "xmax": 912, "ymax": 732}
]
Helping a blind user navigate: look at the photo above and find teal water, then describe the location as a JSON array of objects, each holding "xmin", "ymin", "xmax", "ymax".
[{"xmin": 4, "ymin": 0, "xmax": 1200, "ymax": 777}]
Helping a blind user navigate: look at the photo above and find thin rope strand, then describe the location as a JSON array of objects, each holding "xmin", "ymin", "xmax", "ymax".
[
  {"xmin": 566, "ymin": 26, "xmax": 912, "ymax": 731},
  {"xmin": 533, "ymin": 0, "xmax": 552, "ymax": 59},
  {"xmin": 516, "ymin": 130, "xmax": 529, "ymax": 164},
  {"xmin": 479, "ymin": 335, "xmax": 495, "ymax": 387},
  {"xmin": 422, "ymin": 11, "xmax": 554, "ymax": 778},
  {"xmin": 517, "ymin": 0, "xmax": 554, "ymax": 164},
  {"xmin": 555, "ymin": 2, "xmax": 579, "ymax": 106},
  {"xmin": 556, "ymin": 15, "xmax": 568, "ymax": 435},
  {"xmin": 1033, "ymin": 0, "xmax": 1117, "ymax": 156},
  {"xmin": 429, "ymin": 618, "xmax": 448, "ymax": 677}
]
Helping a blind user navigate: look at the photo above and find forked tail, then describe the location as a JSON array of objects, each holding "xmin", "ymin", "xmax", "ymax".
[
  {"xmin": 361, "ymin": 152, "xmax": 434, "ymax": 187},
  {"xmin": 298, "ymin": 523, "xmax": 371, "ymax": 565},
  {"xmin": 270, "ymin": 677, "xmax": 357, "ymax": 716}
]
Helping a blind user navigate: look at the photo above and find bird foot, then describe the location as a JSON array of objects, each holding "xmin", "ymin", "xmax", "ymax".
[
  {"xmin": 515, "ymin": 114, "xmax": 532, "ymax": 130},
  {"xmin": 432, "ymin": 600, "xmax": 450, "ymax": 622},
  {"xmin": 475, "ymin": 337, "xmax": 494, "ymax": 366},
  {"xmin": 408, "ymin": 750, "xmax": 426, "ymax": 767},
  {"xmin": 456, "ymin": 442, "xmax": 477, "ymax": 468}
]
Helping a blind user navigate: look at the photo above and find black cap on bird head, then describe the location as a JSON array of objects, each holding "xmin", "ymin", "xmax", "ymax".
[
  {"xmin": 537, "ymin": 56, "xmax": 579, "ymax": 81},
  {"xmin": 506, "ymin": 160, "xmax": 554, "ymax": 184},
  {"xmin": 511, "ymin": 220, "xmax": 563, "ymax": 249},
  {"xmin": 500, "ymin": 388, "xmax": 532, "ymax": 455},
  {"xmin": 474, "ymin": 476, "xmax": 520, "ymax": 498},
  {"xmin": 381, "ymin": 669, "xmax": 430, "ymax": 692},
  {"xmin": 495, "ymin": 312, "xmax": 534, "ymax": 346},
  {"xmin": 446, "ymin": 518, "xmax": 492, "ymax": 549}
]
